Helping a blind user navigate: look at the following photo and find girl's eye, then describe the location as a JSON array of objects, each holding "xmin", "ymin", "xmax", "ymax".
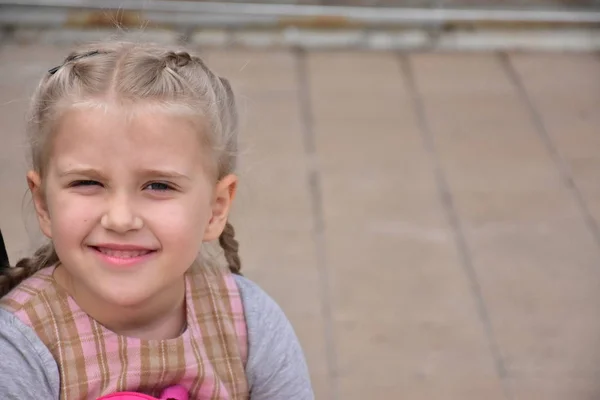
[
  {"xmin": 145, "ymin": 182, "xmax": 173, "ymax": 191},
  {"xmin": 70, "ymin": 180, "xmax": 102, "ymax": 187}
]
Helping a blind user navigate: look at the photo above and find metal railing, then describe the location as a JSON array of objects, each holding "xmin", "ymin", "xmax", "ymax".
[{"xmin": 0, "ymin": 0, "xmax": 599, "ymax": 29}]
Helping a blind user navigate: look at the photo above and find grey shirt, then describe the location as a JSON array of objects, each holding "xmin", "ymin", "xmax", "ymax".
[{"xmin": 0, "ymin": 275, "xmax": 314, "ymax": 399}]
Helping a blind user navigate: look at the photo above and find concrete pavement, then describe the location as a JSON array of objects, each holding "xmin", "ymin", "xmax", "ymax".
[{"xmin": 1, "ymin": 42, "xmax": 600, "ymax": 399}]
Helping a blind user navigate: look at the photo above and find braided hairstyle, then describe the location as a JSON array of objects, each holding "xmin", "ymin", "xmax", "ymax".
[{"xmin": 0, "ymin": 42, "xmax": 242, "ymax": 297}]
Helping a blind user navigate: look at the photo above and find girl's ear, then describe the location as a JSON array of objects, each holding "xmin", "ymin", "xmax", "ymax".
[
  {"xmin": 203, "ymin": 174, "xmax": 237, "ymax": 242},
  {"xmin": 27, "ymin": 171, "xmax": 52, "ymax": 239}
]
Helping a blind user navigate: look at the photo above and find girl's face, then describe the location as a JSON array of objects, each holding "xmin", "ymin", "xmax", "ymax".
[{"xmin": 28, "ymin": 105, "xmax": 236, "ymax": 311}]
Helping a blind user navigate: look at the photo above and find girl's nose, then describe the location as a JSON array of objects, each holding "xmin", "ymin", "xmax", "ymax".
[{"xmin": 100, "ymin": 194, "xmax": 143, "ymax": 233}]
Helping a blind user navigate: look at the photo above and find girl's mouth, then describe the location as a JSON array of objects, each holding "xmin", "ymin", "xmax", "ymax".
[
  {"xmin": 94, "ymin": 247, "xmax": 153, "ymax": 258},
  {"xmin": 89, "ymin": 245, "xmax": 157, "ymax": 267}
]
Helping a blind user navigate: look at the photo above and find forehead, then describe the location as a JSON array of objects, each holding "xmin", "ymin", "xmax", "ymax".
[{"xmin": 50, "ymin": 105, "xmax": 208, "ymax": 173}]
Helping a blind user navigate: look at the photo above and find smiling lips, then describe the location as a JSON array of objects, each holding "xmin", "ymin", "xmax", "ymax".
[{"xmin": 90, "ymin": 244, "xmax": 157, "ymax": 267}]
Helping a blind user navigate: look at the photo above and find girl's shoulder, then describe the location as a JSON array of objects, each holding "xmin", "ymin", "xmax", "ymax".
[
  {"xmin": 229, "ymin": 274, "xmax": 315, "ymax": 399},
  {"xmin": 231, "ymin": 274, "xmax": 282, "ymax": 319},
  {"xmin": 231, "ymin": 274, "xmax": 297, "ymax": 351},
  {"xmin": 0, "ymin": 267, "xmax": 57, "ymax": 316},
  {"xmin": 0, "ymin": 307, "xmax": 60, "ymax": 397}
]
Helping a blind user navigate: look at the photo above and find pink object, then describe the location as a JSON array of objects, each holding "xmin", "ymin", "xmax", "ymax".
[{"xmin": 96, "ymin": 385, "xmax": 188, "ymax": 400}]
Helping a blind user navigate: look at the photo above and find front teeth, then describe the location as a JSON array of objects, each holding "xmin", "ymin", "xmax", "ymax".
[{"xmin": 96, "ymin": 248, "xmax": 151, "ymax": 258}]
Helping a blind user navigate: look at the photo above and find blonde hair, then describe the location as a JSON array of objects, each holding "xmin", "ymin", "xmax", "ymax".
[{"xmin": 0, "ymin": 41, "xmax": 242, "ymax": 296}]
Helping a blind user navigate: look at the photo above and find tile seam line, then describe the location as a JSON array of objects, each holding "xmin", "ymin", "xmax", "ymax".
[
  {"xmin": 499, "ymin": 52, "xmax": 600, "ymax": 252},
  {"xmin": 294, "ymin": 47, "xmax": 339, "ymax": 400},
  {"xmin": 399, "ymin": 52, "xmax": 513, "ymax": 400}
]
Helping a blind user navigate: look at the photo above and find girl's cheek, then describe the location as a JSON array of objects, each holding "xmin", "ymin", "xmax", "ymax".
[
  {"xmin": 147, "ymin": 203, "xmax": 208, "ymax": 238},
  {"xmin": 51, "ymin": 193, "xmax": 102, "ymax": 221},
  {"xmin": 148, "ymin": 195, "xmax": 209, "ymax": 220}
]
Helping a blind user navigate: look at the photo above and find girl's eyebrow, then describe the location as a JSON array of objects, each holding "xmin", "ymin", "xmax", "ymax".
[
  {"xmin": 57, "ymin": 166, "xmax": 191, "ymax": 181},
  {"xmin": 58, "ymin": 167, "xmax": 104, "ymax": 179},
  {"xmin": 137, "ymin": 169, "xmax": 191, "ymax": 181}
]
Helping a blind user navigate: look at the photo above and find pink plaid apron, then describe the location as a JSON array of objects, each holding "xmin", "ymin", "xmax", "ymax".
[{"xmin": 1, "ymin": 265, "xmax": 249, "ymax": 400}]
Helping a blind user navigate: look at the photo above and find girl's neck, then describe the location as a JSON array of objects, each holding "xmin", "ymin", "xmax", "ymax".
[
  {"xmin": 53, "ymin": 265, "xmax": 187, "ymax": 340},
  {"xmin": 115, "ymin": 300, "xmax": 187, "ymax": 340}
]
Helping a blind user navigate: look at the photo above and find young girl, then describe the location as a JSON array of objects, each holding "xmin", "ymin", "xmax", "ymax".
[{"xmin": 0, "ymin": 42, "xmax": 313, "ymax": 400}]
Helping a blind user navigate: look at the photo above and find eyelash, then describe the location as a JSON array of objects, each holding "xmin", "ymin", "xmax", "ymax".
[
  {"xmin": 70, "ymin": 180, "xmax": 100, "ymax": 187},
  {"xmin": 69, "ymin": 180, "xmax": 175, "ymax": 192},
  {"xmin": 145, "ymin": 182, "xmax": 173, "ymax": 191}
]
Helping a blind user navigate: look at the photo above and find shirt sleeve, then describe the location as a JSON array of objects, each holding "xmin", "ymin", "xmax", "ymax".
[
  {"xmin": 0, "ymin": 308, "xmax": 60, "ymax": 398},
  {"xmin": 234, "ymin": 275, "xmax": 315, "ymax": 400}
]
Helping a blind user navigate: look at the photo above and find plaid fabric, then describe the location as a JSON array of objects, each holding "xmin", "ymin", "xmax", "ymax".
[{"xmin": 0, "ymin": 265, "xmax": 249, "ymax": 400}]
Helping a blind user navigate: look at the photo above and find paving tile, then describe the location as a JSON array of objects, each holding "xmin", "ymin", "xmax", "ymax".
[
  {"xmin": 3, "ymin": 42, "xmax": 600, "ymax": 399},
  {"xmin": 513, "ymin": 377, "xmax": 600, "ymax": 400},
  {"xmin": 411, "ymin": 52, "xmax": 600, "ymax": 398},
  {"xmin": 501, "ymin": 53, "xmax": 600, "ymax": 398},
  {"xmin": 205, "ymin": 50, "xmax": 331, "ymax": 399},
  {"xmin": 308, "ymin": 51, "xmax": 505, "ymax": 399},
  {"xmin": 508, "ymin": 53, "xmax": 600, "ymax": 224}
]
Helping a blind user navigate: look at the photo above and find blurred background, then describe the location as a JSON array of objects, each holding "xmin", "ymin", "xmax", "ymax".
[{"xmin": 1, "ymin": 1, "xmax": 600, "ymax": 399}]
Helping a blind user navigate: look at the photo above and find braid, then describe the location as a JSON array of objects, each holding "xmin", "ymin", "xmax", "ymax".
[
  {"xmin": 219, "ymin": 221, "xmax": 241, "ymax": 275},
  {"xmin": 0, "ymin": 243, "xmax": 58, "ymax": 297}
]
